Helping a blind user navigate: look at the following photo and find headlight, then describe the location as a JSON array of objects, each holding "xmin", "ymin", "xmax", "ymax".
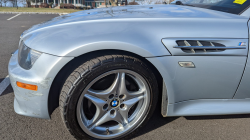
[{"xmin": 18, "ymin": 41, "xmax": 42, "ymax": 70}]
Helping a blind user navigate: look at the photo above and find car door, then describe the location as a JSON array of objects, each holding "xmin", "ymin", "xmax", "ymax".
[{"xmin": 160, "ymin": 38, "xmax": 248, "ymax": 103}]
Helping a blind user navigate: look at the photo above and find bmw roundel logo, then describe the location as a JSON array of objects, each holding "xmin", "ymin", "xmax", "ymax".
[
  {"xmin": 112, "ymin": 101, "xmax": 117, "ymax": 106},
  {"xmin": 110, "ymin": 99, "xmax": 119, "ymax": 107}
]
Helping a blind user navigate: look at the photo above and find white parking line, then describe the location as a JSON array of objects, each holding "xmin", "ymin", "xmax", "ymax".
[
  {"xmin": 0, "ymin": 75, "xmax": 10, "ymax": 95},
  {"xmin": 7, "ymin": 13, "xmax": 21, "ymax": 20}
]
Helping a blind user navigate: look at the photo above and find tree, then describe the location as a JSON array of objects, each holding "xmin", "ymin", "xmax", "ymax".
[
  {"xmin": 9, "ymin": 0, "xmax": 16, "ymax": 7},
  {"xmin": 26, "ymin": 0, "xmax": 31, "ymax": 7},
  {"xmin": 19, "ymin": 0, "xmax": 28, "ymax": 7},
  {"xmin": 3, "ymin": 0, "xmax": 7, "ymax": 6},
  {"xmin": 0, "ymin": 0, "xmax": 3, "ymax": 7},
  {"xmin": 61, "ymin": 0, "xmax": 65, "ymax": 9},
  {"xmin": 8, "ymin": 0, "xmax": 23, "ymax": 7}
]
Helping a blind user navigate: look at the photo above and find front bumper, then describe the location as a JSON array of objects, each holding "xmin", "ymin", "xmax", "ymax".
[{"xmin": 8, "ymin": 50, "xmax": 73, "ymax": 119}]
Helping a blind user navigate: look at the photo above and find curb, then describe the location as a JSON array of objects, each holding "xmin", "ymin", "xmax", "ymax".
[{"xmin": 0, "ymin": 12, "xmax": 69, "ymax": 14}]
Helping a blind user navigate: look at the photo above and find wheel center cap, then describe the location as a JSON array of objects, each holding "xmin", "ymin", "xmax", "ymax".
[{"xmin": 110, "ymin": 98, "xmax": 120, "ymax": 108}]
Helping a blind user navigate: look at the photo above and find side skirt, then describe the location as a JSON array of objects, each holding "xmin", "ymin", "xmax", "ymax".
[{"xmin": 166, "ymin": 98, "xmax": 250, "ymax": 117}]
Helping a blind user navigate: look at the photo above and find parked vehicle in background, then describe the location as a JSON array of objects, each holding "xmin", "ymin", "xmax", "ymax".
[{"xmin": 8, "ymin": 0, "xmax": 250, "ymax": 139}]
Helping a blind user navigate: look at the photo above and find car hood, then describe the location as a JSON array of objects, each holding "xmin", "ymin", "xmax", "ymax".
[{"xmin": 22, "ymin": 4, "xmax": 245, "ymax": 36}]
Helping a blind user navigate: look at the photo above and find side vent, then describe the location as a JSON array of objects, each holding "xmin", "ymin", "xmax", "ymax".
[{"xmin": 176, "ymin": 40, "xmax": 225, "ymax": 53}]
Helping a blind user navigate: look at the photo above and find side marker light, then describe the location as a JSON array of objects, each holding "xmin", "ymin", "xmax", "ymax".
[
  {"xmin": 178, "ymin": 62, "xmax": 195, "ymax": 68},
  {"xmin": 16, "ymin": 81, "xmax": 38, "ymax": 91}
]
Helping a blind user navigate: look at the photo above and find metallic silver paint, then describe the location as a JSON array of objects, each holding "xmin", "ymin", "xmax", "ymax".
[
  {"xmin": 240, "ymin": 6, "xmax": 250, "ymax": 17},
  {"xmin": 22, "ymin": 5, "xmax": 247, "ymax": 36},
  {"xmin": 8, "ymin": 4, "xmax": 250, "ymax": 119},
  {"xmin": 147, "ymin": 56, "xmax": 247, "ymax": 103},
  {"xmin": 234, "ymin": 54, "xmax": 250, "ymax": 98},
  {"xmin": 21, "ymin": 5, "xmax": 248, "ymax": 58},
  {"xmin": 167, "ymin": 99, "xmax": 250, "ymax": 116},
  {"xmin": 233, "ymin": 21, "xmax": 250, "ymax": 99},
  {"xmin": 8, "ymin": 50, "xmax": 73, "ymax": 119}
]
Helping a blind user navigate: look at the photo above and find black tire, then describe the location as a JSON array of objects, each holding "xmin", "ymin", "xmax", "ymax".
[{"xmin": 59, "ymin": 55, "xmax": 159, "ymax": 140}]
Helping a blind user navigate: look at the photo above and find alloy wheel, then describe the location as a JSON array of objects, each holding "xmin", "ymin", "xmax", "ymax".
[{"xmin": 76, "ymin": 69, "xmax": 150, "ymax": 139}]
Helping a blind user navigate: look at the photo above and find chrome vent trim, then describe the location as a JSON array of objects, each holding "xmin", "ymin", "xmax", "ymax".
[
  {"xmin": 210, "ymin": 42, "xmax": 215, "ymax": 46},
  {"xmin": 197, "ymin": 41, "xmax": 206, "ymax": 52},
  {"xmin": 197, "ymin": 41, "xmax": 202, "ymax": 46},
  {"xmin": 184, "ymin": 40, "xmax": 191, "ymax": 46},
  {"xmin": 176, "ymin": 40, "xmax": 226, "ymax": 53}
]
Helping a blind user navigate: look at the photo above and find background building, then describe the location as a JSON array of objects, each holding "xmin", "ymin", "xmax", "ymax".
[{"xmin": 30, "ymin": 0, "xmax": 127, "ymax": 8}]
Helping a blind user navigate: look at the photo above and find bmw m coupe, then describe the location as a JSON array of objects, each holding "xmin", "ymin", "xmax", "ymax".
[{"xmin": 9, "ymin": 0, "xmax": 250, "ymax": 139}]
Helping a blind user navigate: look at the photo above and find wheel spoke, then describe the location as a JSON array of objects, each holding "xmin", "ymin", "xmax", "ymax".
[
  {"xmin": 89, "ymin": 111, "xmax": 111, "ymax": 130},
  {"xmin": 116, "ymin": 72, "xmax": 128, "ymax": 96},
  {"xmin": 87, "ymin": 110, "xmax": 105, "ymax": 128},
  {"xmin": 84, "ymin": 94, "xmax": 107, "ymax": 127},
  {"xmin": 87, "ymin": 72, "xmax": 125, "ymax": 100},
  {"xmin": 115, "ymin": 111, "xmax": 128, "ymax": 126},
  {"xmin": 89, "ymin": 109, "xmax": 127, "ymax": 130},
  {"xmin": 125, "ymin": 74, "xmax": 146, "ymax": 99},
  {"xmin": 123, "ymin": 95, "xmax": 144, "ymax": 110},
  {"xmin": 119, "ymin": 110, "xmax": 129, "ymax": 125},
  {"xmin": 119, "ymin": 95, "xmax": 144, "ymax": 123},
  {"xmin": 126, "ymin": 89, "xmax": 145, "ymax": 100},
  {"xmin": 87, "ymin": 88, "xmax": 111, "ymax": 100},
  {"xmin": 84, "ymin": 94, "xmax": 106, "ymax": 107}
]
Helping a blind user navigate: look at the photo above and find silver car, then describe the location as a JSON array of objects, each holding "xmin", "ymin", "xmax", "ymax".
[{"xmin": 8, "ymin": 0, "xmax": 250, "ymax": 139}]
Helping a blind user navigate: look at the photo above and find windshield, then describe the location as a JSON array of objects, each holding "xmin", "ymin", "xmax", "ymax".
[{"xmin": 171, "ymin": 0, "xmax": 250, "ymax": 14}]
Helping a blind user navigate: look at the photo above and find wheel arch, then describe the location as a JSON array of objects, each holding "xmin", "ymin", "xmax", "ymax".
[{"xmin": 48, "ymin": 49, "xmax": 163, "ymax": 116}]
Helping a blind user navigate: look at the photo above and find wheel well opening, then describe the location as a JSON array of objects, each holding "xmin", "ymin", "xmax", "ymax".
[{"xmin": 48, "ymin": 49, "xmax": 163, "ymax": 116}]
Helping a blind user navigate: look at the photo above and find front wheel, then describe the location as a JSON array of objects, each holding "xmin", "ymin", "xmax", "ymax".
[{"xmin": 59, "ymin": 55, "xmax": 159, "ymax": 140}]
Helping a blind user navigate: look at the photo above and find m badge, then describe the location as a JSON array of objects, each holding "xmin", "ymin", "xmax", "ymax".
[{"xmin": 239, "ymin": 42, "xmax": 246, "ymax": 46}]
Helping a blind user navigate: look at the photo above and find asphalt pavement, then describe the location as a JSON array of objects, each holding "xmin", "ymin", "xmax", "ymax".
[{"xmin": 1, "ymin": 14, "xmax": 250, "ymax": 140}]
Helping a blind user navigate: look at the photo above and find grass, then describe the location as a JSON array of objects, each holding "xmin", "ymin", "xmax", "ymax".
[{"xmin": 0, "ymin": 7, "xmax": 82, "ymax": 13}]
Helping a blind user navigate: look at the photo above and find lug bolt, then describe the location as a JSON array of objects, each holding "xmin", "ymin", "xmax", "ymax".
[
  {"xmin": 109, "ymin": 94, "xmax": 114, "ymax": 99},
  {"xmin": 103, "ymin": 104, "xmax": 108, "ymax": 110},
  {"xmin": 119, "ymin": 94, "xmax": 124, "ymax": 99},
  {"xmin": 110, "ymin": 110, "xmax": 115, "ymax": 115},
  {"xmin": 120, "ymin": 104, "xmax": 125, "ymax": 109}
]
